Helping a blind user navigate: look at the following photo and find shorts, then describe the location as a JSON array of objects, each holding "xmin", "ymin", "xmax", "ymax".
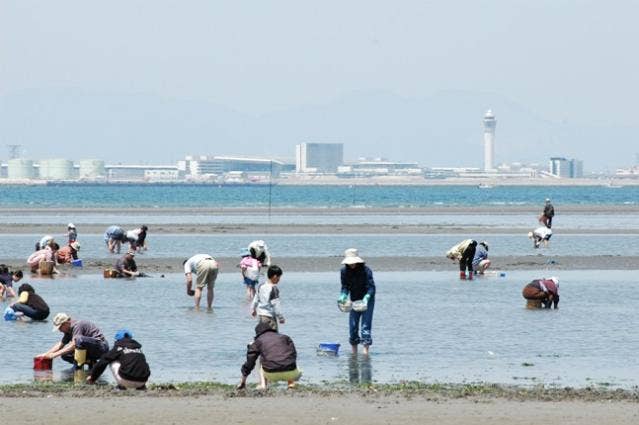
[
  {"xmin": 243, "ymin": 276, "xmax": 258, "ymax": 288},
  {"xmin": 262, "ymin": 367, "xmax": 302, "ymax": 382},
  {"xmin": 195, "ymin": 259, "xmax": 218, "ymax": 289}
]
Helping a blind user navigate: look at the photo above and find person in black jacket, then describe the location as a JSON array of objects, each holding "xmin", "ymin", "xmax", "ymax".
[
  {"xmin": 540, "ymin": 198, "xmax": 555, "ymax": 228},
  {"xmin": 9, "ymin": 283, "xmax": 49, "ymax": 320},
  {"xmin": 237, "ymin": 322, "xmax": 301, "ymax": 390},
  {"xmin": 86, "ymin": 329, "xmax": 150, "ymax": 389}
]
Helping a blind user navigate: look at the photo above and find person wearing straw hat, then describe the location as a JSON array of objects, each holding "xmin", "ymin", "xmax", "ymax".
[
  {"xmin": 338, "ymin": 249, "xmax": 376, "ymax": 355},
  {"xmin": 56, "ymin": 241, "xmax": 81, "ymax": 264},
  {"xmin": 87, "ymin": 329, "xmax": 150, "ymax": 390},
  {"xmin": 37, "ymin": 313, "xmax": 109, "ymax": 369}
]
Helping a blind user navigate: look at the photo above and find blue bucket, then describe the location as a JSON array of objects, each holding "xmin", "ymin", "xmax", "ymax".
[
  {"xmin": 72, "ymin": 259, "xmax": 83, "ymax": 267},
  {"xmin": 317, "ymin": 343, "xmax": 340, "ymax": 355},
  {"xmin": 4, "ymin": 307, "xmax": 16, "ymax": 321}
]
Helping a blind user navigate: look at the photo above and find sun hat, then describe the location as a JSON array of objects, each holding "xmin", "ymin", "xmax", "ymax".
[
  {"xmin": 549, "ymin": 276, "xmax": 559, "ymax": 285},
  {"xmin": 114, "ymin": 329, "xmax": 133, "ymax": 341},
  {"xmin": 68, "ymin": 223, "xmax": 75, "ymax": 228},
  {"xmin": 341, "ymin": 248, "xmax": 364, "ymax": 265},
  {"xmin": 52, "ymin": 312, "xmax": 71, "ymax": 332},
  {"xmin": 70, "ymin": 241, "xmax": 81, "ymax": 251}
]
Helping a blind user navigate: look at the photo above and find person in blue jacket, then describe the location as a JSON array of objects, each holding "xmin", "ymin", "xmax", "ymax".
[{"xmin": 337, "ymin": 248, "xmax": 376, "ymax": 356}]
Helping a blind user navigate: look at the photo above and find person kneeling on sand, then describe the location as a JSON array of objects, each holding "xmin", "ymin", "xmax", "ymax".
[
  {"xmin": 237, "ymin": 322, "xmax": 301, "ymax": 390},
  {"xmin": 114, "ymin": 251, "xmax": 140, "ymax": 278},
  {"xmin": 522, "ymin": 277, "xmax": 560, "ymax": 309},
  {"xmin": 87, "ymin": 329, "xmax": 150, "ymax": 390}
]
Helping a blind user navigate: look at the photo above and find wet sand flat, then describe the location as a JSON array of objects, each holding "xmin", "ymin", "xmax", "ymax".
[{"xmin": 2, "ymin": 395, "xmax": 637, "ymax": 425}]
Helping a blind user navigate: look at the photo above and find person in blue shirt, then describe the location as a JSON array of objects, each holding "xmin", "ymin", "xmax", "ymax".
[
  {"xmin": 338, "ymin": 248, "xmax": 376, "ymax": 356},
  {"xmin": 472, "ymin": 241, "xmax": 491, "ymax": 275}
]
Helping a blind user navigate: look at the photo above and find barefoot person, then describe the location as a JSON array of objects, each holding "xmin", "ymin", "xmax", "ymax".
[
  {"xmin": 338, "ymin": 249, "xmax": 376, "ymax": 356},
  {"xmin": 237, "ymin": 322, "xmax": 301, "ymax": 390},
  {"xmin": 183, "ymin": 254, "xmax": 219, "ymax": 310}
]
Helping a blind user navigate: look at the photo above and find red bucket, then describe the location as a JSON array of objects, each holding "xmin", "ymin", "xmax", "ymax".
[{"xmin": 33, "ymin": 356, "xmax": 52, "ymax": 370}]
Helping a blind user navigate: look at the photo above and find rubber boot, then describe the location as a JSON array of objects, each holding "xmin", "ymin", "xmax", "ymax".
[
  {"xmin": 468, "ymin": 271, "xmax": 474, "ymax": 281},
  {"xmin": 459, "ymin": 271, "xmax": 466, "ymax": 280}
]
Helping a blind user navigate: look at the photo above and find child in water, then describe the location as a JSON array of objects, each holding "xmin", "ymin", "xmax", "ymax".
[{"xmin": 239, "ymin": 248, "xmax": 261, "ymax": 301}]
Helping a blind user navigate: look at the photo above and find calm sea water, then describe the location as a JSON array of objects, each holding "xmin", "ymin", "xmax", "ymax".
[
  {"xmin": 0, "ymin": 184, "xmax": 637, "ymax": 208},
  {"xmin": 1, "ymin": 270, "xmax": 637, "ymax": 388}
]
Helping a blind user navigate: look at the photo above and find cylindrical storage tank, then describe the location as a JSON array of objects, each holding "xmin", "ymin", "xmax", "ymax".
[
  {"xmin": 39, "ymin": 159, "xmax": 74, "ymax": 180},
  {"xmin": 7, "ymin": 159, "xmax": 35, "ymax": 179},
  {"xmin": 78, "ymin": 159, "xmax": 106, "ymax": 179}
]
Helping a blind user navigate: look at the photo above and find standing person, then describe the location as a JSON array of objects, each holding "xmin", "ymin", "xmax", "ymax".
[
  {"xmin": 9, "ymin": 283, "xmax": 50, "ymax": 321},
  {"xmin": 67, "ymin": 223, "xmax": 78, "ymax": 244},
  {"xmin": 114, "ymin": 251, "xmax": 140, "ymax": 278},
  {"xmin": 446, "ymin": 239, "xmax": 478, "ymax": 280},
  {"xmin": 251, "ymin": 265, "xmax": 285, "ymax": 331},
  {"xmin": 37, "ymin": 313, "xmax": 109, "ymax": 369},
  {"xmin": 472, "ymin": 241, "xmax": 491, "ymax": 275},
  {"xmin": 0, "ymin": 267, "xmax": 22, "ymax": 299},
  {"xmin": 248, "ymin": 240, "xmax": 272, "ymax": 267},
  {"xmin": 522, "ymin": 277, "xmax": 560, "ymax": 309},
  {"xmin": 56, "ymin": 241, "xmax": 81, "ymax": 264},
  {"xmin": 338, "ymin": 249, "xmax": 376, "ymax": 355},
  {"xmin": 183, "ymin": 254, "xmax": 219, "ymax": 310},
  {"xmin": 237, "ymin": 322, "xmax": 301, "ymax": 390},
  {"xmin": 104, "ymin": 225, "xmax": 126, "ymax": 253},
  {"xmin": 540, "ymin": 198, "xmax": 555, "ymax": 229},
  {"xmin": 240, "ymin": 248, "xmax": 261, "ymax": 301},
  {"xmin": 87, "ymin": 329, "xmax": 151, "ymax": 390}
]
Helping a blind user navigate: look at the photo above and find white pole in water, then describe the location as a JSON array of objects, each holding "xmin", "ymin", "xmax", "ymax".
[{"xmin": 483, "ymin": 109, "xmax": 497, "ymax": 171}]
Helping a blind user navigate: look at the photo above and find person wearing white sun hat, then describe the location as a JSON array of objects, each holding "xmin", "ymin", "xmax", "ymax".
[{"xmin": 338, "ymin": 249, "xmax": 376, "ymax": 355}]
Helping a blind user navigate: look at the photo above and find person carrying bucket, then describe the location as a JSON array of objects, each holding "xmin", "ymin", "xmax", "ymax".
[
  {"xmin": 338, "ymin": 249, "xmax": 376, "ymax": 356},
  {"xmin": 37, "ymin": 313, "xmax": 109, "ymax": 370},
  {"xmin": 87, "ymin": 329, "xmax": 151, "ymax": 390},
  {"xmin": 237, "ymin": 321, "xmax": 301, "ymax": 390}
]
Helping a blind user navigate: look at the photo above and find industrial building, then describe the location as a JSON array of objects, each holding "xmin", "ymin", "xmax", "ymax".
[{"xmin": 295, "ymin": 143, "xmax": 343, "ymax": 173}]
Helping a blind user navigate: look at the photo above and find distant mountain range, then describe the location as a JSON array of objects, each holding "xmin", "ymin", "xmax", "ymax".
[{"xmin": 1, "ymin": 88, "xmax": 636, "ymax": 171}]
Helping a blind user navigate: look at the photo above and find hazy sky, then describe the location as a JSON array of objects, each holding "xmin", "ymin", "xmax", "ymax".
[{"xmin": 1, "ymin": 1, "xmax": 638, "ymax": 168}]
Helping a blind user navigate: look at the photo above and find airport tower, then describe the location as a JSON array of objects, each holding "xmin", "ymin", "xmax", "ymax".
[{"xmin": 483, "ymin": 109, "xmax": 497, "ymax": 171}]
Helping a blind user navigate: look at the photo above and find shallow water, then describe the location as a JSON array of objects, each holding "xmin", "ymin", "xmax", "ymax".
[
  {"xmin": 1, "ymin": 270, "xmax": 637, "ymax": 388},
  {"xmin": 2, "ymin": 233, "xmax": 639, "ymax": 260}
]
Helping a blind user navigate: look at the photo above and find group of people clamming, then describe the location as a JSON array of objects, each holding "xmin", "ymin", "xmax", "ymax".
[
  {"xmin": 446, "ymin": 198, "xmax": 559, "ymax": 309},
  {"xmin": 7, "ymin": 198, "xmax": 557, "ymax": 389}
]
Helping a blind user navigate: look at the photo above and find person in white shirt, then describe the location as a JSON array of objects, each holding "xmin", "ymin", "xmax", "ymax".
[
  {"xmin": 528, "ymin": 226, "xmax": 553, "ymax": 249},
  {"xmin": 183, "ymin": 254, "xmax": 219, "ymax": 310}
]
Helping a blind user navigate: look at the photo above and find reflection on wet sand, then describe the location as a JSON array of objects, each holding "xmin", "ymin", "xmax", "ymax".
[{"xmin": 348, "ymin": 354, "xmax": 372, "ymax": 385}]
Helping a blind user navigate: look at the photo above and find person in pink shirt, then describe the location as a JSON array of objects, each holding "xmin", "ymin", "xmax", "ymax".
[
  {"xmin": 240, "ymin": 248, "xmax": 261, "ymax": 301},
  {"xmin": 27, "ymin": 243, "xmax": 59, "ymax": 274}
]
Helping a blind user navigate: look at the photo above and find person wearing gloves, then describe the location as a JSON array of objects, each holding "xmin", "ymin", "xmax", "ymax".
[
  {"xmin": 8, "ymin": 283, "xmax": 50, "ymax": 321},
  {"xmin": 248, "ymin": 240, "xmax": 272, "ymax": 267},
  {"xmin": 472, "ymin": 241, "xmax": 491, "ymax": 275},
  {"xmin": 86, "ymin": 329, "xmax": 151, "ymax": 390},
  {"xmin": 338, "ymin": 249, "xmax": 376, "ymax": 355},
  {"xmin": 522, "ymin": 277, "xmax": 560, "ymax": 309},
  {"xmin": 446, "ymin": 239, "xmax": 478, "ymax": 280},
  {"xmin": 237, "ymin": 322, "xmax": 301, "ymax": 390},
  {"xmin": 183, "ymin": 253, "xmax": 219, "ymax": 310}
]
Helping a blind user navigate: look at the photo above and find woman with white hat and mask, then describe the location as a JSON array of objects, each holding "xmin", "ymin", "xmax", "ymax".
[{"xmin": 338, "ymin": 248, "xmax": 376, "ymax": 355}]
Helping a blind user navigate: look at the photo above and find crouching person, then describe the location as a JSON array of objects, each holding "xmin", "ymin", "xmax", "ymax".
[
  {"xmin": 237, "ymin": 322, "xmax": 301, "ymax": 390},
  {"xmin": 87, "ymin": 329, "xmax": 150, "ymax": 390},
  {"xmin": 9, "ymin": 283, "xmax": 50, "ymax": 321},
  {"xmin": 37, "ymin": 313, "xmax": 109, "ymax": 369},
  {"xmin": 522, "ymin": 277, "xmax": 560, "ymax": 309}
]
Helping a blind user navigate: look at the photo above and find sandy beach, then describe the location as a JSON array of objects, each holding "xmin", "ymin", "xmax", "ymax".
[{"xmin": 0, "ymin": 384, "xmax": 637, "ymax": 425}]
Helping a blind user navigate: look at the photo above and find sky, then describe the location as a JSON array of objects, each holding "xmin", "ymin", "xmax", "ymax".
[{"xmin": 1, "ymin": 1, "xmax": 638, "ymax": 170}]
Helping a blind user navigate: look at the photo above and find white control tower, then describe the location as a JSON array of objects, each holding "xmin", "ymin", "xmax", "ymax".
[{"xmin": 483, "ymin": 109, "xmax": 497, "ymax": 171}]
